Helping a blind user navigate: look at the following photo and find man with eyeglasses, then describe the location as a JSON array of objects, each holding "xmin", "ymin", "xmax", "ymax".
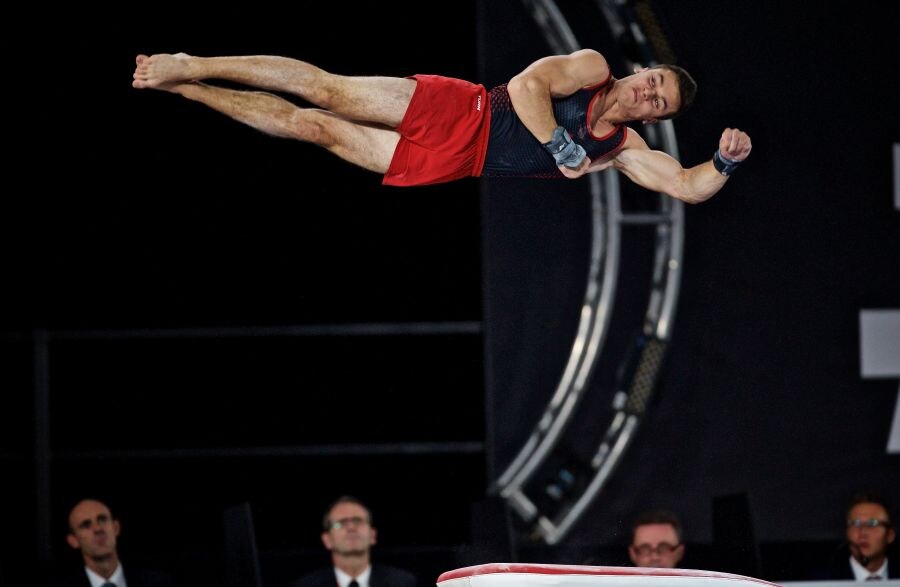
[
  {"xmin": 628, "ymin": 509, "xmax": 685, "ymax": 568},
  {"xmin": 290, "ymin": 496, "xmax": 418, "ymax": 587},
  {"xmin": 813, "ymin": 492, "xmax": 897, "ymax": 581}
]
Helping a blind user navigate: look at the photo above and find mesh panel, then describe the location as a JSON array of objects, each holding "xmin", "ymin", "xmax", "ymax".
[{"xmin": 624, "ymin": 337, "xmax": 666, "ymax": 415}]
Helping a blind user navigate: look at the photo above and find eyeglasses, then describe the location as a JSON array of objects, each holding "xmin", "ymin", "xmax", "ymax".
[
  {"xmin": 328, "ymin": 516, "xmax": 369, "ymax": 531},
  {"xmin": 847, "ymin": 519, "xmax": 891, "ymax": 529},
  {"xmin": 632, "ymin": 542, "xmax": 681, "ymax": 556}
]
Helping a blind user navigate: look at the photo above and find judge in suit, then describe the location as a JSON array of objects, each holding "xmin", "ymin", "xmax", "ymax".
[
  {"xmin": 812, "ymin": 492, "xmax": 897, "ymax": 581},
  {"xmin": 50, "ymin": 498, "xmax": 176, "ymax": 587},
  {"xmin": 290, "ymin": 496, "xmax": 417, "ymax": 587}
]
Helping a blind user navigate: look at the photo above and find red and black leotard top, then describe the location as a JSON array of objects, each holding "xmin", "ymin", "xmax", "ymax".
[{"xmin": 481, "ymin": 75, "xmax": 627, "ymax": 178}]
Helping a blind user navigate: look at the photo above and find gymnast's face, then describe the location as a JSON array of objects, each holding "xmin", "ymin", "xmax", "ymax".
[{"xmin": 621, "ymin": 68, "xmax": 681, "ymax": 123}]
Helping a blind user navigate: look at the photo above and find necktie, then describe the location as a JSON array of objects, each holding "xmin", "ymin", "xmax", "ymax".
[
  {"xmin": 101, "ymin": 583, "xmax": 117, "ymax": 587},
  {"xmin": 865, "ymin": 576, "xmax": 882, "ymax": 581},
  {"xmin": 349, "ymin": 581, "xmax": 360, "ymax": 587}
]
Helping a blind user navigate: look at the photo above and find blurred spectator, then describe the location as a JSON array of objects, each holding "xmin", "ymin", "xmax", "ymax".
[
  {"xmin": 812, "ymin": 492, "xmax": 897, "ymax": 580},
  {"xmin": 50, "ymin": 498, "xmax": 176, "ymax": 587},
  {"xmin": 628, "ymin": 509, "xmax": 685, "ymax": 568},
  {"xmin": 290, "ymin": 496, "xmax": 417, "ymax": 587}
]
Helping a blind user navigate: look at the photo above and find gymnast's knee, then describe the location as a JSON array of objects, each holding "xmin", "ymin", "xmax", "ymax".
[{"xmin": 288, "ymin": 108, "xmax": 335, "ymax": 146}]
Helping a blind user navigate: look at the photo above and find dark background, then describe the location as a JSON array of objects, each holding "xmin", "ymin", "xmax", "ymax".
[{"xmin": 4, "ymin": 1, "xmax": 899, "ymax": 585}]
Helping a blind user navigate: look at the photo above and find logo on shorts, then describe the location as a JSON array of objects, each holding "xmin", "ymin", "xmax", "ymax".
[{"xmin": 476, "ymin": 95, "xmax": 482, "ymax": 111}]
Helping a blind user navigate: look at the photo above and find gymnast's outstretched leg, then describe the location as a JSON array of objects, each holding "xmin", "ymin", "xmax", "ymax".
[
  {"xmin": 139, "ymin": 71, "xmax": 400, "ymax": 174},
  {"xmin": 132, "ymin": 53, "xmax": 414, "ymax": 128}
]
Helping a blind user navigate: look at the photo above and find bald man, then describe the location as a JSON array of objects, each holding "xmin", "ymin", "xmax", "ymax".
[{"xmin": 51, "ymin": 499, "xmax": 176, "ymax": 587}]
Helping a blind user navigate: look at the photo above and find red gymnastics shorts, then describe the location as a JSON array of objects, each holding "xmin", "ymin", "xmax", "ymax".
[{"xmin": 383, "ymin": 75, "xmax": 491, "ymax": 187}]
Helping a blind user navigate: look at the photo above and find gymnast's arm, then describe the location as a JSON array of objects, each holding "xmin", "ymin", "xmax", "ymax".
[
  {"xmin": 506, "ymin": 49, "xmax": 611, "ymax": 144},
  {"xmin": 587, "ymin": 127, "xmax": 752, "ymax": 204}
]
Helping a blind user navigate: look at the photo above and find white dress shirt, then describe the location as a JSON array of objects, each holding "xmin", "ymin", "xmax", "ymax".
[
  {"xmin": 84, "ymin": 562, "xmax": 127, "ymax": 587},
  {"xmin": 335, "ymin": 565, "xmax": 372, "ymax": 587},
  {"xmin": 850, "ymin": 555, "xmax": 889, "ymax": 581}
]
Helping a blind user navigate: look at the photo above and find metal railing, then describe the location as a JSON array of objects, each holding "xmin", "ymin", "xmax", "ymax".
[{"xmin": 491, "ymin": 0, "xmax": 685, "ymax": 545}]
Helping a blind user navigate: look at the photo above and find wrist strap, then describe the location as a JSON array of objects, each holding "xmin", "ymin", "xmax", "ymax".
[
  {"xmin": 543, "ymin": 126, "xmax": 587, "ymax": 169},
  {"xmin": 712, "ymin": 149, "xmax": 741, "ymax": 176}
]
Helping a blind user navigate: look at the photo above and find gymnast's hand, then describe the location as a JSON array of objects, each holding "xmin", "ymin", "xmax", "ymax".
[
  {"xmin": 558, "ymin": 155, "xmax": 592, "ymax": 178},
  {"xmin": 718, "ymin": 128, "xmax": 751, "ymax": 162}
]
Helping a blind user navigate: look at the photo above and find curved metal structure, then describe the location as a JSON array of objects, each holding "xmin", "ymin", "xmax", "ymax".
[{"xmin": 491, "ymin": 0, "xmax": 685, "ymax": 545}]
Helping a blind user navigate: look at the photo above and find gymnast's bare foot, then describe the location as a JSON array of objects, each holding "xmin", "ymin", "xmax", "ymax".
[{"xmin": 133, "ymin": 53, "xmax": 196, "ymax": 89}]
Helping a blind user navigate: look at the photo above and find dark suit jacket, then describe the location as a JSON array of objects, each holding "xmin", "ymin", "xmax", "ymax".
[
  {"xmin": 809, "ymin": 555, "xmax": 899, "ymax": 580},
  {"xmin": 290, "ymin": 565, "xmax": 417, "ymax": 587},
  {"xmin": 49, "ymin": 565, "xmax": 177, "ymax": 587}
]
